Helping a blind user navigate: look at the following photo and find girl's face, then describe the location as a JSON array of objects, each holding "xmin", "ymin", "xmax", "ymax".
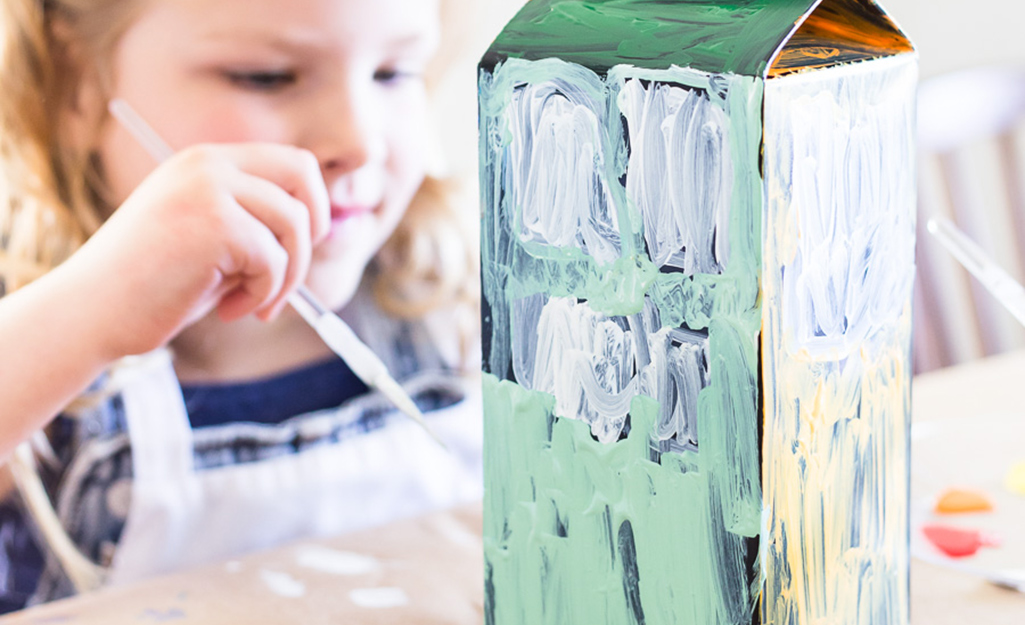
[{"xmin": 94, "ymin": 0, "xmax": 440, "ymax": 309}]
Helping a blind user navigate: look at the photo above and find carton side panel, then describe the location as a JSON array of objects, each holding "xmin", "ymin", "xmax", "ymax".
[
  {"xmin": 760, "ymin": 53, "xmax": 917, "ymax": 625},
  {"xmin": 479, "ymin": 57, "xmax": 765, "ymax": 624}
]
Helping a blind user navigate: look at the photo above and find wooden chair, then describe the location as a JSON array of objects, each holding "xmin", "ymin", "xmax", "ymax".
[{"xmin": 914, "ymin": 66, "xmax": 1025, "ymax": 373}]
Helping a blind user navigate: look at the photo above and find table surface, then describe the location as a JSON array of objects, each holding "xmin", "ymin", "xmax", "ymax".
[
  {"xmin": 908, "ymin": 350, "xmax": 1025, "ymax": 624},
  {"xmin": 3, "ymin": 352, "xmax": 1025, "ymax": 623}
]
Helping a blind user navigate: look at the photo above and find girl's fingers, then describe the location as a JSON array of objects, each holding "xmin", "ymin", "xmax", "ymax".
[
  {"xmin": 215, "ymin": 211, "xmax": 289, "ymax": 322},
  {"xmin": 229, "ymin": 171, "xmax": 314, "ymax": 316},
  {"xmin": 212, "ymin": 144, "xmax": 331, "ymax": 244},
  {"xmin": 131, "ymin": 143, "xmax": 329, "ymax": 326}
]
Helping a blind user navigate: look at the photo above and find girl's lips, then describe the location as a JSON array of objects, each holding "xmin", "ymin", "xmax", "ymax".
[
  {"xmin": 330, "ymin": 204, "xmax": 374, "ymax": 221},
  {"xmin": 326, "ymin": 204, "xmax": 375, "ymax": 241}
]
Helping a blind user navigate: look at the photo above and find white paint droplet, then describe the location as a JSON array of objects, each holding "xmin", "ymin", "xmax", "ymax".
[
  {"xmin": 428, "ymin": 515, "xmax": 479, "ymax": 551},
  {"xmin": 259, "ymin": 569, "xmax": 306, "ymax": 598},
  {"xmin": 349, "ymin": 587, "xmax": 409, "ymax": 609},
  {"xmin": 295, "ymin": 545, "xmax": 379, "ymax": 576}
]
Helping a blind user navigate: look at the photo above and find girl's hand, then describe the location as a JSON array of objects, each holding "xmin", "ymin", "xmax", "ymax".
[{"xmin": 66, "ymin": 143, "xmax": 330, "ymax": 360}]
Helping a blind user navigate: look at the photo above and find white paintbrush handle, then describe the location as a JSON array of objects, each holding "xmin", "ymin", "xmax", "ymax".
[
  {"xmin": 928, "ymin": 217, "xmax": 1025, "ymax": 329},
  {"xmin": 310, "ymin": 313, "xmax": 447, "ymax": 449},
  {"xmin": 311, "ymin": 312, "xmax": 389, "ymax": 384}
]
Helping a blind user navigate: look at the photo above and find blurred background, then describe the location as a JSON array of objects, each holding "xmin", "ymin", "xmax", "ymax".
[{"xmin": 436, "ymin": 0, "xmax": 1025, "ymax": 375}]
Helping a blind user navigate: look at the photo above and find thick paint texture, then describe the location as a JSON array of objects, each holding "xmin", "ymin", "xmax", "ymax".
[
  {"xmin": 761, "ymin": 54, "xmax": 916, "ymax": 624},
  {"xmin": 484, "ymin": 375, "xmax": 759, "ymax": 624},
  {"xmin": 485, "ymin": 0, "xmax": 814, "ymax": 76},
  {"xmin": 482, "ymin": 58, "xmax": 763, "ymax": 625},
  {"xmin": 486, "ymin": 0, "xmax": 909, "ymax": 77},
  {"xmin": 481, "ymin": 1, "xmax": 915, "ymax": 624}
]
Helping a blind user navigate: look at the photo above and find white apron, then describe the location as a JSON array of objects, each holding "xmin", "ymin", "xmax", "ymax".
[{"xmin": 106, "ymin": 350, "xmax": 483, "ymax": 584}]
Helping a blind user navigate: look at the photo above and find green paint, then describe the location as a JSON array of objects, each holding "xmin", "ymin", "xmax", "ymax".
[
  {"xmin": 588, "ymin": 255, "xmax": 659, "ymax": 316},
  {"xmin": 481, "ymin": 6, "xmax": 771, "ymax": 622},
  {"xmin": 480, "ymin": 51, "xmax": 765, "ymax": 623},
  {"xmin": 484, "ymin": 0, "xmax": 822, "ymax": 77},
  {"xmin": 485, "ymin": 361, "xmax": 760, "ymax": 625}
]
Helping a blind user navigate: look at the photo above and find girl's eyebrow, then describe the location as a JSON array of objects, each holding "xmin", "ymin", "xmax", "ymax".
[
  {"xmin": 198, "ymin": 29, "xmax": 436, "ymax": 55},
  {"xmin": 199, "ymin": 29, "xmax": 334, "ymax": 53}
]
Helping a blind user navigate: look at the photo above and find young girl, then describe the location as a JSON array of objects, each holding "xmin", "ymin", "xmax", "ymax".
[{"xmin": 0, "ymin": 0, "xmax": 481, "ymax": 610}]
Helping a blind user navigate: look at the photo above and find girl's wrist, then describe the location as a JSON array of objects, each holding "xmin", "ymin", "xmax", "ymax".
[
  {"xmin": 0, "ymin": 259, "xmax": 119, "ymax": 434},
  {"xmin": 44, "ymin": 257, "xmax": 132, "ymax": 367}
]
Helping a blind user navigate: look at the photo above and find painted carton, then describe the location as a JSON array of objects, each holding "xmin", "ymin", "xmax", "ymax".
[{"xmin": 479, "ymin": 1, "xmax": 916, "ymax": 623}]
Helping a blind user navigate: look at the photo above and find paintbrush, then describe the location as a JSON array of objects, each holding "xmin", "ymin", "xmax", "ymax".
[
  {"xmin": 927, "ymin": 217, "xmax": 1025, "ymax": 329},
  {"xmin": 108, "ymin": 98, "xmax": 447, "ymax": 449}
]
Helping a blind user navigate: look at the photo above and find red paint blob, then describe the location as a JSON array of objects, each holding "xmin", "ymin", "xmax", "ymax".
[{"xmin": 922, "ymin": 524, "xmax": 1000, "ymax": 558}]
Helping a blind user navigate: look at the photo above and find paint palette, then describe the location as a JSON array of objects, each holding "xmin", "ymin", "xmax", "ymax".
[{"xmin": 911, "ymin": 415, "xmax": 1025, "ymax": 585}]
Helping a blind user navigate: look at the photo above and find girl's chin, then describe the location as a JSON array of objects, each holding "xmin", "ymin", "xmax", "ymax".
[
  {"xmin": 303, "ymin": 273, "xmax": 361, "ymax": 313},
  {"xmin": 314, "ymin": 213, "xmax": 378, "ymax": 259},
  {"xmin": 306, "ymin": 250, "xmax": 376, "ymax": 312}
]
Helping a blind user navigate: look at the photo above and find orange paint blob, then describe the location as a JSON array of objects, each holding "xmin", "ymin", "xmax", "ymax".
[
  {"xmin": 933, "ymin": 488, "xmax": 994, "ymax": 514},
  {"xmin": 922, "ymin": 524, "xmax": 1000, "ymax": 558}
]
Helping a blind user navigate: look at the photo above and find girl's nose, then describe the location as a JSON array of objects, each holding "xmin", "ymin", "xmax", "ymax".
[{"xmin": 308, "ymin": 82, "xmax": 383, "ymax": 175}]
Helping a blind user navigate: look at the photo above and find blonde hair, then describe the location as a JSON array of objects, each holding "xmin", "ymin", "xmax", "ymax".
[
  {"xmin": 371, "ymin": 0, "xmax": 481, "ymax": 368},
  {"xmin": 0, "ymin": 0, "xmax": 480, "ymax": 593}
]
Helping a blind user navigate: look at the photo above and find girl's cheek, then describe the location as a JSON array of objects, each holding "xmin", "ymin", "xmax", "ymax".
[
  {"xmin": 389, "ymin": 101, "xmax": 431, "ymax": 164},
  {"xmin": 176, "ymin": 103, "xmax": 290, "ymax": 146}
]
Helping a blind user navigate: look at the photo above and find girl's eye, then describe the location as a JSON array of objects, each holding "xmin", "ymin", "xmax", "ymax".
[
  {"xmin": 373, "ymin": 68, "xmax": 418, "ymax": 86},
  {"xmin": 224, "ymin": 70, "xmax": 297, "ymax": 91}
]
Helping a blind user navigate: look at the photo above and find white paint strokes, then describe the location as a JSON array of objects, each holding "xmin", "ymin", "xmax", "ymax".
[
  {"xmin": 510, "ymin": 293, "xmax": 546, "ymax": 387},
  {"xmin": 259, "ymin": 569, "xmax": 306, "ymax": 598},
  {"xmin": 525, "ymin": 296, "xmax": 708, "ymax": 448},
  {"xmin": 507, "ymin": 68, "xmax": 621, "ymax": 264},
  {"xmin": 640, "ymin": 325, "xmax": 707, "ymax": 453},
  {"xmin": 295, "ymin": 545, "xmax": 379, "ymax": 576},
  {"xmin": 349, "ymin": 587, "xmax": 410, "ymax": 609},
  {"xmin": 764, "ymin": 55, "xmax": 917, "ymax": 362},
  {"xmin": 619, "ymin": 78, "xmax": 732, "ymax": 273},
  {"xmin": 139, "ymin": 608, "xmax": 186, "ymax": 622},
  {"xmin": 761, "ymin": 53, "xmax": 918, "ymax": 625},
  {"xmin": 530, "ymin": 297, "xmax": 638, "ymax": 442}
]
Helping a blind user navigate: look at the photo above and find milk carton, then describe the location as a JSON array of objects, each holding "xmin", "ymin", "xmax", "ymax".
[{"xmin": 479, "ymin": 2, "xmax": 916, "ymax": 623}]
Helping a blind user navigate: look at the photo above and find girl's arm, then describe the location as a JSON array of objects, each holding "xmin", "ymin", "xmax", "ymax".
[
  {"xmin": 0, "ymin": 260, "xmax": 116, "ymax": 453},
  {"xmin": 0, "ymin": 144, "xmax": 329, "ymax": 456}
]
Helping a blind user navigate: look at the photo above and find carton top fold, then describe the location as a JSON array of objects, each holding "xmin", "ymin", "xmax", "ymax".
[{"xmin": 483, "ymin": 0, "xmax": 913, "ymax": 78}]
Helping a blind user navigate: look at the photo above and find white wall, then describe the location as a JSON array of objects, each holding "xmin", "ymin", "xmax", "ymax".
[{"xmin": 882, "ymin": 0, "xmax": 1025, "ymax": 78}]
